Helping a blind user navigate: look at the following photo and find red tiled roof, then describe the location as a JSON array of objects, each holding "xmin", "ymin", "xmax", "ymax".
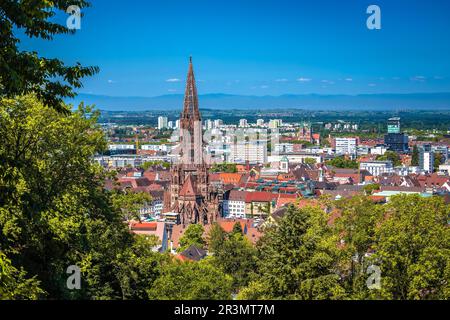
[
  {"xmin": 130, "ymin": 222, "xmax": 157, "ymax": 231},
  {"xmin": 245, "ymin": 191, "xmax": 278, "ymax": 203}
]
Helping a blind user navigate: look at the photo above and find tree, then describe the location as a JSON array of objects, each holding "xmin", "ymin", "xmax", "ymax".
[
  {"xmin": 0, "ymin": 1, "xmax": 98, "ymax": 112},
  {"xmin": 326, "ymin": 157, "xmax": 358, "ymax": 169},
  {"xmin": 368, "ymin": 195, "xmax": 450, "ymax": 299},
  {"xmin": 206, "ymin": 223, "xmax": 227, "ymax": 253},
  {"xmin": 141, "ymin": 161, "xmax": 170, "ymax": 170},
  {"xmin": 411, "ymin": 145, "xmax": 419, "ymax": 166},
  {"xmin": 363, "ymin": 184, "xmax": 380, "ymax": 195},
  {"xmin": 211, "ymin": 163, "xmax": 237, "ymax": 173},
  {"xmin": 207, "ymin": 225, "xmax": 257, "ymax": 291},
  {"xmin": 434, "ymin": 152, "xmax": 444, "ymax": 171},
  {"xmin": 304, "ymin": 158, "xmax": 317, "ymax": 165},
  {"xmin": 114, "ymin": 235, "xmax": 170, "ymax": 300},
  {"xmin": 111, "ymin": 189, "xmax": 152, "ymax": 222},
  {"xmin": 231, "ymin": 222, "xmax": 243, "ymax": 236},
  {"xmin": 376, "ymin": 151, "xmax": 401, "ymax": 167},
  {"xmin": 0, "ymin": 251, "xmax": 44, "ymax": 299},
  {"xmin": 332, "ymin": 196, "xmax": 384, "ymax": 298},
  {"xmin": 147, "ymin": 259, "xmax": 233, "ymax": 300},
  {"xmin": 0, "ymin": 95, "xmax": 142, "ymax": 299},
  {"xmin": 245, "ymin": 204, "xmax": 346, "ymax": 299},
  {"xmin": 177, "ymin": 224, "xmax": 206, "ymax": 252}
]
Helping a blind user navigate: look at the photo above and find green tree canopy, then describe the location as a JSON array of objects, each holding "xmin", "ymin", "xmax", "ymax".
[
  {"xmin": 147, "ymin": 259, "xmax": 233, "ymax": 300},
  {"xmin": 246, "ymin": 204, "xmax": 346, "ymax": 299},
  {"xmin": 0, "ymin": 95, "xmax": 157, "ymax": 299},
  {"xmin": 326, "ymin": 157, "xmax": 358, "ymax": 169},
  {"xmin": 177, "ymin": 224, "xmax": 206, "ymax": 252},
  {"xmin": 376, "ymin": 151, "xmax": 401, "ymax": 167},
  {"xmin": 0, "ymin": 1, "xmax": 98, "ymax": 111}
]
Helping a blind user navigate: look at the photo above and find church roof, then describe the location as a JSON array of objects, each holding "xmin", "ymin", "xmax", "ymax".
[{"xmin": 179, "ymin": 174, "xmax": 197, "ymax": 196}]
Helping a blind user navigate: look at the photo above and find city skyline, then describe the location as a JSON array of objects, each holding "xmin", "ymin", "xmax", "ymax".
[{"xmin": 18, "ymin": 0, "xmax": 450, "ymax": 97}]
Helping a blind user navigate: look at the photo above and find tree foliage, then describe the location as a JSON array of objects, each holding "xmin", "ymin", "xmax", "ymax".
[
  {"xmin": 246, "ymin": 204, "xmax": 346, "ymax": 299},
  {"xmin": 0, "ymin": 1, "xmax": 99, "ymax": 112},
  {"xmin": 0, "ymin": 95, "xmax": 161, "ymax": 299},
  {"xmin": 147, "ymin": 259, "xmax": 233, "ymax": 300},
  {"xmin": 207, "ymin": 223, "xmax": 257, "ymax": 291},
  {"xmin": 177, "ymin": 224, "xmax": 206, "ymax": 252},
  {"xmin": 326, "ymin": 157, "xmax": 358, "ymax": 169}
]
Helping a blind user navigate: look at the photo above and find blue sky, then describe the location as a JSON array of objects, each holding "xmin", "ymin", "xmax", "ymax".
[{"xmin": 18, "ymin": 0, "xmax": 450, "ymax": 96}]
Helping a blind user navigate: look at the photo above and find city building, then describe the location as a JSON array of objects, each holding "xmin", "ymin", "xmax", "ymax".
[
  {"xmin": 419, "ymin": 144, "xmax": 434, "ymax": 173},
  {"xmin": 239, "ymin": 119, "xmax": 248, "ymax": 127},
  {"xmin": 384, "ymin": 117, "xmax": 409, "ymax": 152},
  {"xmin": 360, "ymin": 160, "xmax": 394, "ymax": 176},
  {"xmin": 228, "ymin": 140, "xmax": 267, "ymax": 164},
  {"xmin": 256, "ymin": 119, "xmax": 265, "ymax": 126},
  {"xmin": 108, "ymin": 144, "xmax": 135, "ymax": 153},
  {"xmin": 335, "ymin": 137, "xmax": 357, "ymax": 155},
  {"xmin": 387, "ymin": 117, "xmax": 401, "ymax": 134},
  {"xmin": 268, "ymin": 119, "xmax": 282, "ymax": 129},
  {"xmin": 213, "ymin": 119, "xmax": 223, "ymax": 128},
  {"xmin": 158, "ymin": 116, "xmax": 168, "ymax": 130},
  {"xmin": 222, "ymin": 190, "xmax": 246, "ymax": 218},
  {"xmin": 274, "ymin": 143, "xmax": 294, "ymax": 154}
]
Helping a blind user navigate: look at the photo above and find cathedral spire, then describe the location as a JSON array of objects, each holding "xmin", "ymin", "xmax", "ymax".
[{"xmin": 181, "ymin": 57, "xmax": 200, "ymax": 121}]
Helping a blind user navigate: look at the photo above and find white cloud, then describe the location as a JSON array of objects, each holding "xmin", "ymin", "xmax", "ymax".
[
  {"xmin": 434, "ymin": 76, "xmax": 444, "ymax": 80},
  {"xmin": 297, "ymin": 77, "xmax": 312, "ymax": 82},
  {"xmin": 275, "ymin": 78, "xmax": 288, "ymax": 82},
  {"xmin": 107, "ymin": 79, "xmax": 116, "ymax": 84},
  {"xmin": 260, "ymin": 85, "xmax": 269, "ymax": 89},
  {"xmin": 368, "ymin": 83, "xmax": 377, "ymax": 87},
  {"xmin": 345, "ymin": 78, "xmax": 353, "ymax": 82},
  {"xmin": 411, "ymin": 76, "xmax": 426, "ymax": 82},
  {"xmin": 166, "ymin": 78, "xmax": 180, "ymax": 82},
  {"xmin": 167, "ymin": 89, "xmax": 177, "ymax": 92}
]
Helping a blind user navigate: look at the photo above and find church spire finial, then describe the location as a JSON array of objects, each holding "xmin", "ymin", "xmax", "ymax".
[{"xmin": 181, "ymin": 57, "xmax": 200, "ymax": 121}]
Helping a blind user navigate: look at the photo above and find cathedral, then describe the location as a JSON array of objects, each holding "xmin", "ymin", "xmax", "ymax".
[{"xmin": 169, "ymin": 58, "xmax": 221, "ymax": 226}]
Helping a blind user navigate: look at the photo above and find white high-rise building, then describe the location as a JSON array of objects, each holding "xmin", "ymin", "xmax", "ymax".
[
  {"xmin": 268, "ymin": 119, "xmax": 282, "ymax": 129},
  {"xmin": 167, "ymin": 121, "xmax": 174, "ymax": 129},
  {"xmin": 256, "ymin": 119, "xmax": 265, "ymax": 126},
  {"xmin": 335, "ymin": 137, "xmax": 357, "ymax": 155},
  {"xmin": 158, "ymin": 116, "xmax": 168, "ymax": 130},
  {"xmin": 239, "ymin": 119, "xmax": 248, "ymax": 127},
  {"xmin": 204, "ymin": 119, "xmax": 213, "ymax": 130},
  {"xmin": 419, "ymin": 144, "xmax": 434, "ymax": 173},
  {"xmin": 214, "ymin": 119, "xmax": 223, "ymax": 128},
  {"xmin": 175, "ymin": 119, "xmax": 180, "ymax": 129},
  {"xmin": 228, "ymin": 140, "xmax": 267, "ymax": 164}
]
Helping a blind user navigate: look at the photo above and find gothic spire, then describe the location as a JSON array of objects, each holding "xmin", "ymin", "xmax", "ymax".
[{"xmin": 181, "ymin": 57, "xmax": 201, "ymax": 121}]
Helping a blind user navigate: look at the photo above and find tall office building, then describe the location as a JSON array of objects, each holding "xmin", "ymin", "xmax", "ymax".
[
  {"xmin": 158, "ymin": 116, "xmax": 168, "ymax": 129},
  {"xmin": 387, "ymin": 117, "xmax": 401, "ymax": 134},
  {"xmin": 384, "ymin": 117, "xmax": 409, "ymax": 153},
  {"xmin": 239, "ymin": 119, "xmax": 248, "ymax": 127},
  {"xmin": 335, "ymin": 137, "xmax": 357, "ymax": 155},
  {"xmin": 419, "ymin": 144, "xmax": 434, "ymax": 173}
]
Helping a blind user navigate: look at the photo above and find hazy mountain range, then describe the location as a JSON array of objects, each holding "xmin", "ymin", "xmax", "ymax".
[{"xmin": 67, "ymin": 92, "xmax": 450, "ymax": 111}]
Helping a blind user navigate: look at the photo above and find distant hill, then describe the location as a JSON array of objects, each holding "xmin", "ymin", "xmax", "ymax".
[{"xmin": 67, "ymin": 92, "xmax": 450, "ymax": 111}]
